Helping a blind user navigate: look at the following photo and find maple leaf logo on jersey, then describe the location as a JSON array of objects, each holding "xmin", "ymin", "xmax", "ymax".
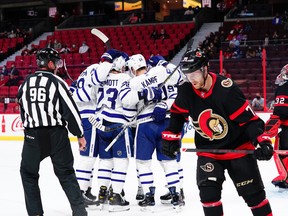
[{"xmin": 192, "ymin": 109, "xmax": 228, "ymax": 140}]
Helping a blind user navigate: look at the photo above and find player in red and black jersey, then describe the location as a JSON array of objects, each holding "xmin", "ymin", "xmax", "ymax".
[
  {"xmin": 263, "ymin": 64, "xmax": 288, "ymax": 188},
  {"xmin": 161, "ymin": 48, "xmax": 274, "ymax": 216}
]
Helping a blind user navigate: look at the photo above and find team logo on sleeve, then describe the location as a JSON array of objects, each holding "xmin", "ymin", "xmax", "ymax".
[
  {"xmin": 192, "ymin": 109, "xmax": 228, "ymax": 140},
  {"xmin": 221, "ymin": 78, "xmax": 233, "ymax": 88}
]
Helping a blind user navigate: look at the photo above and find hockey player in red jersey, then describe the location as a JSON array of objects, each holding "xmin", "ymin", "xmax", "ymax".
[
  {"xmin": 161, "ymin": 48, "xmax": 274, "ymax": 216},
  {"xmin": 265, "ymin": 64, "xmax": 288, "ymax": 188}
]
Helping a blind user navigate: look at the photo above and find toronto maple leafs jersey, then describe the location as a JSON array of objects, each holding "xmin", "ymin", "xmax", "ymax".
[
  {"xmin": 167, "ymin": 73, "xmax": 266, "ymax": 159},
  {"xmin": 96, "ymin": 72, "xmax": 136, "ymax": 124},
  {"xmin": 72, "ymin": 62, "xmax": 112, "ymax": 118},
  {"xmin": 119, "ymin": 65, "xmax": 182, "ymax": 121}
]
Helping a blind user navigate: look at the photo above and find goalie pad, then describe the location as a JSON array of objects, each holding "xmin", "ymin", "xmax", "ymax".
[
  {"xmin": 263, "ymin": 114, "xmax": 281, "ymax": 138},
  {"xmin": 272, "ymin": 135, "xmax": 288, "ymax": 186}
]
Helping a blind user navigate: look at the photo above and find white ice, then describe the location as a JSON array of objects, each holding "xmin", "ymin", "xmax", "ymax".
[{"xmin": 0, "ymin": 140, "xmax": 287, "ymax": 216}]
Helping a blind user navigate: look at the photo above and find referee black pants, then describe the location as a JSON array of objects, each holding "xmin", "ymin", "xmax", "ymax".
[{"xmin": 20, "ymin": 126, "xmax": 86, "ymax": 216}]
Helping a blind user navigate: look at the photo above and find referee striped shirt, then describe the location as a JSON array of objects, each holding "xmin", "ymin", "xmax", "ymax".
[{"xmin": 17, "ymin": 70, "xmax": 84, "ymax": 137}]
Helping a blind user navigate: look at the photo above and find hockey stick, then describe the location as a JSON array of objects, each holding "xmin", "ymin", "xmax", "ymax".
[
  {"xmin": 63, "ymin": 59, "xmax": 74, "ymax": 82},
  {"xmin": 89, "ymin": 116, "xmax": 152, "ymax": 132},
  {"xmin": 182, "ymin": 148, "xmax": 288, "ymax": 155},
  {"xmin": 104, "ymin": 64, "xmax": 182, "ymax": 152},
  {"xmin": 91, "ymin": 28, "xmax": 110, "ymax": 50}
]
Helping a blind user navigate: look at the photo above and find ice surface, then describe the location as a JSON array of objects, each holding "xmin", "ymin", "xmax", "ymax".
[{"xmin": 0, "ymin": 141, "xmax": 287, "ymax": 216}]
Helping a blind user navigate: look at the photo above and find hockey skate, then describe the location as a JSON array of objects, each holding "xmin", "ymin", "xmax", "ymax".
[
  {"xmin": 95, "ymin": 186, "xmax": 109, "ymax": 210},
  {"xmin": 136, "ymin": 186, "xmax": 144, "ymax": 201},
  {"xmin": 81, "ymin": 189, "xmax": 99, "ymax": 207},
  {"xmin": 85, "ymin": 187, "xmax": 96, "ymax": 200},
  {"xmin": 180, "ymin": 188, "xmax": 185, "ymax": 202},
  {"xmin": 272, "ymin": 157, "xmax": 288, "ymax": 188},
  {"xmin": 108, "ymin": 192, "xmax": 130, "ymax": 212},
  {"xmin": 272, "ymin": 177, "xmax": 288, "ymax": 188},
  {"xmin": 169, "ymin": 186, "xmax": 185, "ymax": 212},
  {"xmin": 109, "ymin": 185, "xmax": 126, "ymax": 197},
  {"xmin": 139, "ymin": 186, "xmax": 155, "ymax": 212},
  {"xmin": 160, "ymin": 191, "xmax": 172, "ymax": 204}
]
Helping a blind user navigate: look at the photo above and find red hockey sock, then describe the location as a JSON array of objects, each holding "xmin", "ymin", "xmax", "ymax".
[
  {"xmin": 251, "ymin": 199, "xmax": 273, "ymax": 216},
  {"xmin": 202, "ymin": 201, "xmax": 223, "ymax": 216}
]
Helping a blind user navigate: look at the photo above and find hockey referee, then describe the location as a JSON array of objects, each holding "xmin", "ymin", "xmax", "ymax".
[{"xmin": 17, "ymin": 48, "xmax": 87, "ymax": 216}]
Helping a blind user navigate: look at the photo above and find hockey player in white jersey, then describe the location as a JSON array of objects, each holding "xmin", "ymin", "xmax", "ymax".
[
  {"xmin": 94, "ymin": 55, "xmax": 134, "ymax": 212},
  {"xmin": 119, "ymin": 54, "xmax": 184, "ymax": 210},
  {"xmin": 147, "ymin": 55, "xmax": 185, "ymax": 204},
  {"xmin": 71, "ymin": 49, "xmax": 124, "ymax": 207}
]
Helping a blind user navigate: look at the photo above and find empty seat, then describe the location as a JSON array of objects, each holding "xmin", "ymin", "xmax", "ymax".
[
  {"xmin": 9, "ymin": 86, "xmax": 19, "ymax": 98},
  {"xmin": 0, "ymin": 86, "xmax": 9, "ymax": 98}
]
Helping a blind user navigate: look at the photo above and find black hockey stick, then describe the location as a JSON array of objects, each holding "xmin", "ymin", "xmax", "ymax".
[
  {"xmin": 105, "ymin": 63, "xmax": 182, "ymax": 152},
  {"xmin": 63, "ymin": 59, "xmax": 74, "ymax": 82},
  {"xmin": 182, "ymin": 148, "xmax": 288, "ymax": 155},
  {"xmin": 91, "ymin": 28, "xmax": 110, "ymax": 50}
]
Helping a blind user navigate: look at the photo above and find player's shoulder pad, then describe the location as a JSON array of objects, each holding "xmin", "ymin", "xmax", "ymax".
[
  {"xmin": 86, "ymin": 63, "xmax": 100, "ymax": 70},
  {"xmin": 220, "ymin": 77, "xmax": 233, "ymax": 88},
  {"xmin": 148, "ymin": 65, "xmax": 166, "ymax": 74}
]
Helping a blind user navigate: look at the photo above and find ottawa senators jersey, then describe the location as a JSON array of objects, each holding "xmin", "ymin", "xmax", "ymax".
[
  {"xmin": 167, "ymin": 73, "xmax": 265, "ymax": 159},
  {"xmin": 273, "ymin": 81, "xmax": 288, "ymax": 121}
]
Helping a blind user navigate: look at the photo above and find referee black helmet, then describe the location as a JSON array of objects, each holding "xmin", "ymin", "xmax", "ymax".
[
  {"xmin": 36, "ymin": 48, "xmax": 63, "ymax": 70},
  {"xmin": 180, "ymin": 48, "xmax": 209, "ymax": 74}
]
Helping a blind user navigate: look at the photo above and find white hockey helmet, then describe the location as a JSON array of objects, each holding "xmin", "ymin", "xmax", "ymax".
[
  {"xmin": 111, "ymin": 56, "xmax": 126, "ymax": 73},
  {"xmin": 129, "ymin": 54, "xmax": 147, "ymax": 71},
  {"xmin": 275, "ymin": 64, "xmax": 288, "ymax": 86}
]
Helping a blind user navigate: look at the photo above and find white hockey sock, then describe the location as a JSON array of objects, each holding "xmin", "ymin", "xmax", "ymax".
[
  {"xmin": 178, "ymin": 162, "xmax": 184, "ymax": 189},
  {"xmin": 111, "ymin": 158, "xmax": 129, "ymax": 194},
  {"xmin": 160, "ymin": 160, "xmax": 180, "ymax": 192},
  {"xmin": 136, "ymin": 169, "xmax": 142, "ymax": 187},
  {"xmin": 75, "ymin": 155, "xmax": 96, "ymax": 191},
  {"xmin": 97, "ymin": 158, "xmax": 113, "ymax": 188},
  {"xmin": 136, "ymin": 159, "xmax": 153, "ymax": 194}
]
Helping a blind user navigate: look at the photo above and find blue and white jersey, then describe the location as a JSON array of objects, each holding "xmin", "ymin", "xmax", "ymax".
[
  {"xmin": 71, "ymin": 61, "xmax": 112, "ymax": 118},
  {"xmin": 119, "ymin": 65, "xmax": 181, "ymax": 121},
  {"xmin": 96, "ymin": 72, "xmax": 136, "ymax": 124},
  {"xmin": 77, "ymin": 62, "xmax": 112, "ymax": 88}
]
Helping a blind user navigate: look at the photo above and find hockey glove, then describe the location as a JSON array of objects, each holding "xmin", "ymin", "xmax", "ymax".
[
  {"xmin": 121, "ymin": 52, "xmax": 129, "ymax": 61},
  {"xmin": 101, "ymin": 49, "xmax": 122, "ymax": 63},
  {"xmin": 263, "ymin": 114, "xmax": 281, "ymax": 138},
  {"xmin": 138, "ymin": 86, "xmax": 162, "ymax": 103},
  {"xmin": 254, "ymin": 135, "xmax": 273, "ymax": 160},
  {"xmin": 148, "ymin": 55, "xmax": 167, "ymax": 67},
  {"xmin": 161, "ymin": 131, "xmax": 181, "ymax": 158},
  {"xmin": 152, "ymin": 102, "xmax": 168, "ymax": 123}
]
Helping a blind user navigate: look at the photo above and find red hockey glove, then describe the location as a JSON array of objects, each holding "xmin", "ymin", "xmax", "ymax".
[
  {"xmin": 263, "ymin": 114, "xmax": 281, "ymax": 138},
  {"xmin": 254, "ymin": 135, "xmax": 273, "ymax": 160},
  {"xmin": 161, "ymin": 131, "xmax": 181, "ymax": 159}
]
